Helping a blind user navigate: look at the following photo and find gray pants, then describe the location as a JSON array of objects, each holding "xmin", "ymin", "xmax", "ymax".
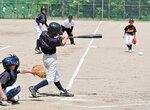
[{"xmin": 43, "ymin": 53, "xmax": 60, "ymax": 84}]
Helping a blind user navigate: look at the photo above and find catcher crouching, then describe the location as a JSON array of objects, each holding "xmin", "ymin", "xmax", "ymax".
[
  {"xmin": 0, "ymin": 55, "xmax": 32, "ymax": 106},
  {"xmin": 29, "ymin": 22, "xmax": 74, "ymax": 97}
]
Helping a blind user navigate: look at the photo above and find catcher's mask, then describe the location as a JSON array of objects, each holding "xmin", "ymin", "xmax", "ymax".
[
  {"xmin": 47, "ymin": 22, "xmax": 63, "ymax": 36},
  {"xmin": 41, "ymin": 6, "xmax": 47, "ymax": 13},
  {"xmin": 2, "ymin": 55, "xmax": 19, "ymax": 70}
]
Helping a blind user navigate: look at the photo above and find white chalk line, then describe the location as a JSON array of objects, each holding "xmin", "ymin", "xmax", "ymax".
[
  {"xmin": 59, "ymin": 99, "xmax": 150, "ymax": 108},
  {"xmin": 0, "ymin": 45, "xmax": 11, "ymax": 51},
  {"xmin": 78, "ymin": 101, "xmax": 150, "ymax": 108},
  {"xmin": 66, "ymin": 21, "xmax": 102, "ymax": 90},
  {"xmin": 60, "ymin": 98, "xmax": 90, "ymax": 102}
]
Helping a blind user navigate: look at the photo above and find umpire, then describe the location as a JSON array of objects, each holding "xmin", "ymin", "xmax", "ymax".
[{"xmin": 61, "ymin": 15, "xmax": 75, "ymax": 45}]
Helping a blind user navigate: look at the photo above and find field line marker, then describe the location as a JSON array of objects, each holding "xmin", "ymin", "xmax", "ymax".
[
  {"xmin": 0, "ymin": 45, "xmax": 11, "ymax": 51},
  {"xmin": 66, "ymin": 21, "xmax": 102, "ymax": 90},
  {"xmin": 79, "ymin": 102, "xmax": 150, "ymax": 108}
]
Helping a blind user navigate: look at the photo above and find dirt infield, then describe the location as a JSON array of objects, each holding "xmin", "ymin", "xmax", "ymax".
[{"xmin": 0, "ymin": 19, "xmax": 150, "ymax": 110}]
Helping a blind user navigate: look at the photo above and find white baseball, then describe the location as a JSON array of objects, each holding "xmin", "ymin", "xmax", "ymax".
[
  {"xmin": 138, "ymin": 52, "xmax": 143, "ymax": 56},
  {"xmin": 12, "ymin": 95, "xmax": 19, "ymax": 102}
]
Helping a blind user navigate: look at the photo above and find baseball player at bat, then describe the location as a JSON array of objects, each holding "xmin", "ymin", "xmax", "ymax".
[
  {"xmin": 0, "ymin": 55, "xmax": 31, "ymax": 106},
  {"xmin": 29, "ymin": 22, "xmax": 74, "ymax": 97},
  {"xmin": 123, "ymin": 18, "xmax": 137, "ymax": 52},
  {"xmin": 35, "ymin": 6, "xmax": 48, "ymax": 54},
  {"xmin": 61, "ymin": 15, "xmax": 75, "ymax": 45}
]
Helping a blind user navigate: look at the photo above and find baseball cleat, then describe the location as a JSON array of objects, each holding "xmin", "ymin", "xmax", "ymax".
[
  {"xmin": 60, "ymin": 90, "xmax": 74, "ymax": 97},
  {"xmin": 29, "ymin": 86, "xmax": 37, "ymax": 98},
  {"xmin": 71, "ymin": 43, "xmax": 75, "ymax": 45},
  {"xmin": 0, "ymin": 100, "xmax": 12, "ymax": 106},
  {"xmin": 129, "ymin": 50, "xmax": 132, "ymax": 53}
]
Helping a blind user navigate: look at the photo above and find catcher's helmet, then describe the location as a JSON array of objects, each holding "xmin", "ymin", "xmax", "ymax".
[
  {"xmin": 2, "ymin": 55, "xmax": 19, "ymax": 70},
  {"xmin": 47, "ymin": 22, "xmax": 63, "ymax": 36},
  {"xmin": 41, "ymin": 6, "xmax": 46, "ymax": 13}
]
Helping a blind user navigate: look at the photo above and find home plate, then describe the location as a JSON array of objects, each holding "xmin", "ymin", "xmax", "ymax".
[{"xmin": 89, "ymin": 45, "xmax": 97, "ymax": 48}]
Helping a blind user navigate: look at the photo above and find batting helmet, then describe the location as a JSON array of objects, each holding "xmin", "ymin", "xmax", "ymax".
[
  {"xmin": 47, "ymin": 22, "xmax": 63, "ymax": 36},
  {"xmin": 2, "ymin": 55, "xmax": 19, "ymax": 70},
  {"xmin": 41, "ymin": 6, "xmax": 46, "ymax": 13}
]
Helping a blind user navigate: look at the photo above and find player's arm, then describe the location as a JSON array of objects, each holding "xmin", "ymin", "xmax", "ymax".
[
  {"xmin": 43, "ymin": 36, "xmax": 62, "ymax": 47},
  {"xmin": 123, "ymin": 26, "xmax": 128, "ymax": 38},
  {"xmin": 0, "ymin": 83, "xmax": 7, "ymax": 101},
  {"xmin": 60, "ymin": 35, "xmax": 68, "ymax": 46},
  {"xmin": 18, "ymin": 70, "xmax": 45, "ymax": 77},
  {"xmin": 45, "ymin": 16, "xmax": 48, "ymax": 27},
  {"xmin": 19, "ymin": 70, "xmax": 33, "ymax": 74},
  {"xmin": 36, "ymin": 14, "xmax": 43, "ymax": 27},
  {"xmin": 35, "ymin": 15, "xmax": 40, "ymax": 26},
  {"xmin": 47, "ymin": 35, "xmax": 68, "ymax": 46},
  {"xmin": 45, "ymin": 22, "xmax": 48, "ymax": 27}
]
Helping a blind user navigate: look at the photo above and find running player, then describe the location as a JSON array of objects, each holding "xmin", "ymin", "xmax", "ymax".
[{"xmin": 123, "ymin": 18, "xmax": 137, "ymax": 52}]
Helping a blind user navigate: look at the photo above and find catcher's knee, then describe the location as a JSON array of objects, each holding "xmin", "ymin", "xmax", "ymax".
[{"xmin": 6, "ymin": 85, "xmax": 21, "ymax": 100}]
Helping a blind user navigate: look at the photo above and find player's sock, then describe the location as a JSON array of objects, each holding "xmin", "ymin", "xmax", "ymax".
[
  {"xmin": 129, "ymin": 44, "xmax": 132, "ymax": 50},
  {"xmin": 126, "ymin": 44, "xmax": 130, "ymax": 49},
  {"xmin": 69, "ymin": 38, "xmax": 75, "ymax": 44},
  {"xmin": 34, "ymin": 80, "xmax": 48, "ymax": 91},
  {"xmin": 54, "ymin": 81, "xmax": 65, "ymax": 92},
  {"xmin": 127, "ymin": 44, "xmax": 129, "ymax": 49},
  {"xmin": 130, "ymin": 45, "xmax": 132, "ymax": 50}
]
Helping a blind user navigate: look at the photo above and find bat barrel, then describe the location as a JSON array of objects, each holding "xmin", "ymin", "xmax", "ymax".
[{"xmin": 70, "ymin": 34, "xmax": 102, "ymax": 38}]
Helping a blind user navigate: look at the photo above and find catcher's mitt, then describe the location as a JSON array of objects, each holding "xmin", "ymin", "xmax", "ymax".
[{"xmin": 32, "ymin": 64, "xmax": 46, "ymax": 78}]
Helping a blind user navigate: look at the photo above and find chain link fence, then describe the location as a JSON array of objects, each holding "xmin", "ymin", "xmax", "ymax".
[{"xmin": 0, "ymin": 1, "xmax": 150, "ymax": 20}]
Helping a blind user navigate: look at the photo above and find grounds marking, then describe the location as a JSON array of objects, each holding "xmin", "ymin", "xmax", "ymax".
[
  {"xmin": 78, "ymin": 102, "xmax": 150, "ymax": 108},
  {"xmin": 0, "ymin": 45, "xmax": 11, "ymax": 51},
  {"xmin": 60, "ymin": 98, "xmax": 89, "ymax": 102},
  {"xmin": 58, "ymin": 100, "xmax": 150, "ymax": 108},
  {"xmin": 66, "ymin": 21, "xmax": 102, "ymax": 90}
]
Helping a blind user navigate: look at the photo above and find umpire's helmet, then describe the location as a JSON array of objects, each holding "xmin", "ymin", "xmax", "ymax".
[
  {"xmin": 41, "ymin": 6, "xmax": 46, "ymax": 13},
  {"xmin": 47, "ymin": 22, "xmax": 63, "ymax": 36},
  {"xmin": 2, "ymin": 55, "xmax": 19, "ymax": 70}
]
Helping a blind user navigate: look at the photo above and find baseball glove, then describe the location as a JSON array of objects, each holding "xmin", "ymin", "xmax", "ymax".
[
  {"xmin": 32, "ymin": 64, "xmax": 46, "ymax": 78},
  {"xmin": 132, "ymin": 36, "xmax": 136, "ymax": 45}
]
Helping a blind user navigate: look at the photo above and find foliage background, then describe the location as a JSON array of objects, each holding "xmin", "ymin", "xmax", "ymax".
[{"xmin": 0, "ymin": 0, "xmax": 150, "ymax": 20}]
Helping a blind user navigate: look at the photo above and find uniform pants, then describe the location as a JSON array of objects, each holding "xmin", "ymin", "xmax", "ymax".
[
  {"xmin": 35, "ymin": 25, "xmax": 43, "ymax": 50},
  {"xmin": 43, "ymin": 53, "xmax": 60, "ymax": 84},
  {"xmin": 125, "ymin": 34, "xmax": 134, "ymax": 50},
  {"xmin": 125, "ymin": 34, "xmax": 134, "ymax": 45}
]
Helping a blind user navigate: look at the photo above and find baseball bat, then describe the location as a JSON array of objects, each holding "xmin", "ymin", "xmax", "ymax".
[{"xmin": 69, "ymin": 34, "xmax": 102, "ymax": 38}]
